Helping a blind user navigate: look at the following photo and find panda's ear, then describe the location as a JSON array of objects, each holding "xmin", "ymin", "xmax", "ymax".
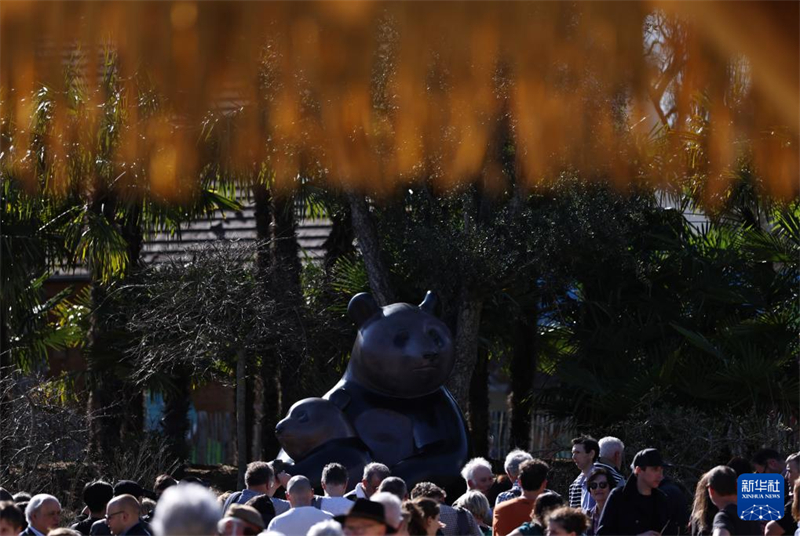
[
  {"xmin": 418, "ymin": 291, "xmax": 438, "ymax": 315},
  {"xmin": 348, "ymin": 293, "xmax": 382, "ymax": 328}
]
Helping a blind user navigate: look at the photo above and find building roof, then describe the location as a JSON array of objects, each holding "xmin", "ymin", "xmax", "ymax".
[{"xmin": 49, "ymin": 202, "xmax": 331, "ymax": 281}]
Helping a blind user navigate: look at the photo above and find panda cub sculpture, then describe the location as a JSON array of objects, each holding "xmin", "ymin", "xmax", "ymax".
[{"xmin": 275, "ymin": 291, "xmax": 469, "ymax": 493}]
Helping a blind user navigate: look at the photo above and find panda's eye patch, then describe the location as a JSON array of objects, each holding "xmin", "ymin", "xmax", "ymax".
[
  {"xmin": 296, "ymin": 411, "xmax": 309, "ymax": 423},
  {"xmin": 429, "ymin": 329, "xmax": 443, "ymax": 347},
  {"xmin": 393, "ymin": 331, "xmax": 410, "ymax": 347}
]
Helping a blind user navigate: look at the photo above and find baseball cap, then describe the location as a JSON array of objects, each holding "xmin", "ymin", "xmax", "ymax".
[{"xmin": 632, "ymin": 448, "xmax": 671, "ymax": 468}]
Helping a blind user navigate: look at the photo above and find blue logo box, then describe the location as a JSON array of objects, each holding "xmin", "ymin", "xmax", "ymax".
[{"xmin": 737, "ymin": 473, "xmax": 784, "ymax": 521}]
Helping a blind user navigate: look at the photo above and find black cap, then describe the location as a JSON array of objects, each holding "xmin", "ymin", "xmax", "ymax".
[
  {"xmin": 114, "ymin": 480, "xmax": 156, "ymax": 500},
  {"xmin": 334, "ymin": 499, "xmax": 395, "ymax": 533},
  {"xmin": 84, "ymin": 481, "xmax": 114, "ymax": 511},
  {"xmin": 633, "ymin": 448, "xmax": 670, "ymax": 468}
]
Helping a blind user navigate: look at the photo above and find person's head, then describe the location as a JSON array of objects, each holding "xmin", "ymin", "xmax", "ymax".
[
  {"xmin": 244, "ymin": 494, "xmax": 275, "ymax": 528},
  {"xmin": 286, "ymin": 476, "xmax": 314, "ymax": 508},
  {"xmin": 141, "ymin": 498, "xmax": 156, "ymax": 519},
  {"xmin": 0, "ymin": 491, "xmax": 11, "ymax": 503},
  {"xmin": 409, "ymin": 482, "xmax": 446, "ymax": 504},
  {"xmin": 705, "ymin": 466, "xmax": 737, "ymax": 509},
  {"xmin": 0, "ymin": 501, "xmax": 24, "ymax": 536},
  {"xmin": 154, "ymin": 475, "xmax": 178, "ymax": 499},
  {"xmin": 632, "ymin": 449, "xmax": 665, "ymax": 491},
  {"xmin": 25, "ymin": 494, "xmax": 61, "ymax": 534},
  {"xmin": 322, "ymin": 463, "xmax": 349, "ymax": 497},
  {"xmin": 362, "ymin": 464, "xmax": 391, "ymax": 498},
  {"xmin": 571, "ymin": 437, "xmax": 599, "ymax": 470},
  {"xmin": 785, "ymin": 452, "xmax": 800, "ymax": 485},
  {"xmin": 13, "ymin": 493, "xmax": 31, "ymax": 505},
  {"xmin": 545, "ymin": 507, "xmax": 589, "ymax": 536},
  {"xmin": 518, "ymin": 459, "xmax": 550, "ymax": 493},
  {"xmin": 461, "ymin": 458, "xmax": 494, "ymax": 495},
  {"xmin": 504, "ymin": 449, "xmax": 534, "ymax": 481},
  {"xmin": 151, "ymin": 483, "xmax": 221, "ymax": 536},
  {"xmin": 47, "ymin": 529, "xmax": 81, "ymax": 536},
  {"xmin": 587, "ymin": 468, "xmax": 616, "ymax": 507},
  {"xmin": 753, "ymin": 448, "xmax": 784, "ymax": 474},
  {"xmin": 216, "ymin": 516, "xmax": 261, "ymax": 536},
  {"xmin": 598, "ymin": 437, "xmax": 625, "ymax": 470},
  {"xmin": 726, "ymin": 457, "xmax": 753, "ymax": 477},
  {"xmin": 335, "ymin": 498, "xmax": 392, "ymax": 536},
  {"xmin": 452, "ymin": 491, "xmax": 491, "ymax": 527},
  {"xmin": 377, "ymin": 477, "xmax": 408, "ymax": 501},
  {"xmin": 532, "ymin": 493, "xmax": 564, "ymax": 527},
  {"xmin": 371, "ymin": 492, "xmax": 403, "ymax": 531},
  {"xmin": 309, "ymin": 520, "xmax": 345, "ymax": 536},
  {"xmin": 792, "ymin": 479, "xmax": 800, "ymax": 523},
  {"xmin": 690, "ymin": 473, "xmax": 718, "ymax": 535},
  {"xmin": 412, "ymin": 498, "xmax": 440, "ymax": 536},
  {"xmin": 113, "ymin": 481, "xmax": 146, "ymax": 501},
  {"xmin": 105, "ymin": 495, "xmax": 141, "ymax": 536},
  {"xmin": 226, "ymin": 505, "xmax": 265, "ymax": 535},
  {"xmin": 401, "ymin": 501, "xmax": 425, "ymax": 536},
  {"xmin": 83, "ymin": 481, "xmax": 114, "ymax": 517},
  {"xmin": 244, "ymin": 462, "xmax": 274, "ymax": 492}
]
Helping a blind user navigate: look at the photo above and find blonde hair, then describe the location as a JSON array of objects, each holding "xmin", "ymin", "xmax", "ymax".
[{"xmin": 452, "ymin": 491, "xmax": 491, "ymax": 525}]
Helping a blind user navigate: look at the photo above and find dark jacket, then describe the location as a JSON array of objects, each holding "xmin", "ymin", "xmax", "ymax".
[
  {"xmin": 71, "ymin": 516, "xmax": 105, "ymax": 536},
  {"xmin": 120, "ymin": 521, "xmax": 151, "ymax": 536},
  {"xmin": 597, "ymin": 474, "xmax": 676, "ymax": 536},
  {"xmin": 90, "ymin": 519, "xmax": 112, "ymax": 536}
]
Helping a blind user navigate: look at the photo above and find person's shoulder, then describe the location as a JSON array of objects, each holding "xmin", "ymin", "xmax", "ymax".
[
  {"xmin": 712, "ymin": 506, "xmax": 735, "ymax": 528},
  {"xmin": 272, "ymin": 508, "xmax": 296, "ymax": 522},
  {"xmin": 495, "ymin": 496, "xmax": 525, "ymax": 513}
]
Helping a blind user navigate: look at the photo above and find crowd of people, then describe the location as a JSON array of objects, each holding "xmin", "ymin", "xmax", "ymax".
[{"xmin": 1, "ymin": 438, "xmax": 798, "ymax": 536}]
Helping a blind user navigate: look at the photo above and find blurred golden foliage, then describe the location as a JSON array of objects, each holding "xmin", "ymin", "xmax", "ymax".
[{"xmin": 1, "ymin": 1, "xmax": 797, "ymax": 201}]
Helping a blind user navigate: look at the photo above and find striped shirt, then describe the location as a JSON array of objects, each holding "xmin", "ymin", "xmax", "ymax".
[{"xmin": 569, "ymin": 463, "xmax": 626, "ymax": 511}]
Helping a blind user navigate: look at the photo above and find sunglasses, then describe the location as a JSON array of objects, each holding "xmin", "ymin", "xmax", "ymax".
[{"xmin": 588, "ymin": 482, "xmax": 609, "ymax": 490}]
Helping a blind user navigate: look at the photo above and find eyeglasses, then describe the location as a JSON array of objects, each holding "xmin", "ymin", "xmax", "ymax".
[
  {"xmin": 588, "ymin": 482, "xmax": 609, "ymax": 490},
  {"xmin": 105, "ymin": 511, "xmax": 124, "ymax": 521}
]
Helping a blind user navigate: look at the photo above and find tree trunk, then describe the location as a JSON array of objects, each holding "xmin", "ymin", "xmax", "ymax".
[
  {"xmin": 253, "ymin": 183, "xmax": 283, "ymax": 460},
  {"xmin": 345, "ymin": 191, "xmax": 394, "ymax": 305},
  {"xmin": 271, "ymin": 192, "xmax": 305, "ymax": 415},
  {"xmin": 236, "ymin": 348, "xmax": 247, "ymax": 489},
  {"xmin": 260, "ymin": 352, "xmax": 282, "ymax": 460},
  {"xmin": 245, "ymin": 366, "xmax": 256, "ymax": 461},
  {"xmin": 509, "ymin": 305, "xmax": 538, "ymax": 451},
  {"xmin": 271, "ymin": 193, "xmax": 301, "ymax": 292},
  {"xmin": 119, "ymin": 209, "xmax": 144, "ymax": 440},
  {"xmin": 87, "ymin": 281, "xmax": 123, "ymax": 462},
  {"xmin": 468, "ymin": 344, "xmax": 490, "ymax": 457},
  {"xmin": 0, "ymin": 309, "xmax": 11, "ymax": 471},
  {"xmin": 323, "ymin": 204, "xmax": 355, "ymax": 273},
  {"xmin": 446, "ymin": 286, "xmax": 483, "ymax": 414},
  {"xmin": 162, "ymin": 365, "xmax": 191, "ymax": 473}
]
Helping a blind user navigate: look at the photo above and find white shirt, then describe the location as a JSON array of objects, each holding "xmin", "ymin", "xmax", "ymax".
[
  {"xmin": 267, "ymin": 507, "xmax": 333, "ymax": 536},
  {"xmin": 318, "ymin": 496, "xmax": 353, "ymax": 517}
]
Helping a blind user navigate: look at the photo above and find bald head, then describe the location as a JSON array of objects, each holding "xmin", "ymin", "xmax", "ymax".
[
  {"xmin": 106, "ymin": 495, "xmax": 141, "ymax": 535},
  {"xmin": 286, "ymin": 476, "xmax": 313, "ymax": 508}
]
